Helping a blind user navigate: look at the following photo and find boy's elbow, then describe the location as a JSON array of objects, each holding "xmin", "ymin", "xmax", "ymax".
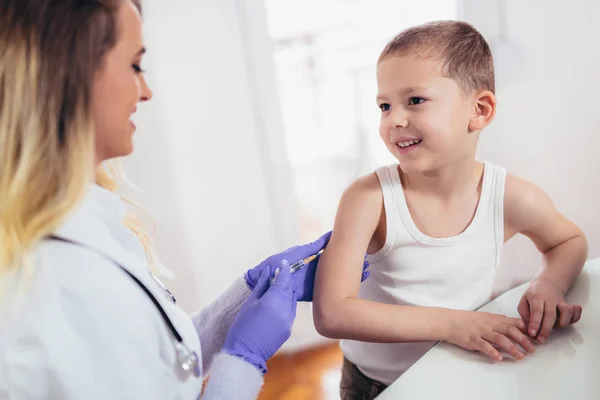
[
  {"xmin": 556, "ymin": 230, "xmax": 588, "ymax": 261},
  {"xmin": 313, "ymin": 300, "xmax": 345, "ymax": 339},
  {"xmin": 574, "ymin": 233, "xmax": 589, "ymax": 267}
]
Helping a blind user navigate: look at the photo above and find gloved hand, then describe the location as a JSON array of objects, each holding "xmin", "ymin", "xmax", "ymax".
[
  {"xmin": 245, "ymin": 231, "xmax": 371, "ymax": 302},
  {"xmin": 224, "ymin": 261, "xmax": 296, "ymax": 374}
]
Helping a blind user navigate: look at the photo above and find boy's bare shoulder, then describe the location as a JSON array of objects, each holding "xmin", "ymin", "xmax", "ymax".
[
  {"xmin": 504, "ymin": 173, "xmax": 552, "ymax": 215},
  {"xmin": 504, "ymin": 174, "xmax": 555, "ymax": 241},
  {"xmin": 503, "ymin": 172, "xmax": 584, "ymax": 252},
  {"xmin": 341, "ymin": 171, "xmax": 383, "ymax": 204},
  {"xmin": 503, "ymin": 172, "xmax": 560, "ymax": 238},
  {"xmin": 504, "ymin": 173, "xmax": 547, "ymax": 206},
  {"xmin": 333, "ymin": 171, "xmax": 384, "ymax": 243}
]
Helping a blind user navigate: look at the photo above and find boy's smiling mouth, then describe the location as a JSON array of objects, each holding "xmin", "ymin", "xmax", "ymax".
[
  {"xmin": 396, "ymin": 139, "xmax": 423, "ymax": 149},
  {"xmin": 396, "ymin": 138, "xmax": 423, "ymax": 153}
]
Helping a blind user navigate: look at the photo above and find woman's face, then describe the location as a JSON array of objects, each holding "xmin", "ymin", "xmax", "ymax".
[{"xmin": 91, "ymin": 1, "xmax": 152, "ymax": 165}]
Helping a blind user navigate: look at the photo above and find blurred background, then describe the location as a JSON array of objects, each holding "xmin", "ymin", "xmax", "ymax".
[{"xmin": 121, "ymin": 0, "xmax": 600, "ymax": 398}]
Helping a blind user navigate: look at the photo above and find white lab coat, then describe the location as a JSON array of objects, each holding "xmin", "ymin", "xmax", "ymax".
[{"xmin": 0, "ymin": 185, "xmax": 262, "ymax": 399}]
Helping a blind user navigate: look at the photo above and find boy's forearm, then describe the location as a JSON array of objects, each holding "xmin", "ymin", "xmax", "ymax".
[
  {"xmin": 314, "ymin": 297, "xmax": 455, "ymax": 343},
  {"xmin": 535, "ymin": 234, "xmax": 588, "ymax": 295}
]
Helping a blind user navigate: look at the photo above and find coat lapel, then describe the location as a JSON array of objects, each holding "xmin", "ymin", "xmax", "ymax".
[{"xmin": 52, "ymin": 185, "xmax": 167, "ymax": 306}]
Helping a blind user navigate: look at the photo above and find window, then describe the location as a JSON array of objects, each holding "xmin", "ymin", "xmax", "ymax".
[{"xmin": 265, "ymin": 0, "xmax": 458, "ymax": 241}]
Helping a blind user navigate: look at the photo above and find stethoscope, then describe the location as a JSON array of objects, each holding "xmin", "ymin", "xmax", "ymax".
[{"xmin": 48, "ymin": 235, "xmax": 200, "ymax": 377}]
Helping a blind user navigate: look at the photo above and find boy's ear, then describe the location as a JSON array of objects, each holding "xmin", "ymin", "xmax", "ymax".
[{"xmin": 469, "ymin": 90, "xmax": 496, "ymax": 131}]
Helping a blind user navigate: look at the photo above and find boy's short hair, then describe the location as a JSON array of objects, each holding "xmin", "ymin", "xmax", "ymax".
[{"xmin": 379, "ymin": 20, "xmax": 495, "ymax": 94}]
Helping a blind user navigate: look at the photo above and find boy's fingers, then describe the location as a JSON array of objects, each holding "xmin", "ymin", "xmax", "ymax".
[
  {"xmin": 527, "ymin": 298, "xmax": 544, "ymax": 337},
  {"xmin": 505, "ymin": 325, "xmax": 535, "ymax": 353},
  {"xmin": 557, "ymin": 303, "xmax": 574, "ymax": 328},
  {"xmin": 517, "ymin": 296, "xmax": 530, "ymax": 324},
  {"xmin": 477, "ymin": 339, "xmax": 502, "ymax": 362},
  {"xmin": 537, "ymin": 303, "xmax": 557, "ymax": 342},
  {"xmin": 505, "ymin": 316, "xmax": 526, "ymax": 331},
  {"xmin": 572, "ymin": 305, "xmax": 583, "ymax": 324},
  {"xmin": 485, "ymin": 332, "xmax": 525, "ymax": 360}
]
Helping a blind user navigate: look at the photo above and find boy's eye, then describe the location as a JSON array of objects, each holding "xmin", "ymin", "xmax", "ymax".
[
  {"xmin": 379, "ymin": 103, "xmax": 391, "ymax": 112},
  {"xmin": 408, "ymin": 97, "xmax": 425, "ymax": 106}
]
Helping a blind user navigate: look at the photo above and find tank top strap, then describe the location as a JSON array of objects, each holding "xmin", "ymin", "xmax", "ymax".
[
  {"xmin": 371, "ymin": 165, "xmax": 404, "ymax": 262},
  {"xmin": 482, "ymin": 161, "xmax": 507, "ymax": 268}
]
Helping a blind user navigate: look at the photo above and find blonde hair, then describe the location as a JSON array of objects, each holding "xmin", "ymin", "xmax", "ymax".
[
  {"xmin": 0, "ymin": 0, "xmax": 158, "ymax": 279},
  {"xmin": 96, "ymin": 162, "xmax": 164, "ymax": 275}
]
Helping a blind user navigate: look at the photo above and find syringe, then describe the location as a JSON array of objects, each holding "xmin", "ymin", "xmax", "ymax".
[
  {"xmin": 289, "ymin": 250, "xmax": 323, "ymax": 273},
  {"xmin": 270, "ymin": 250, "xmax": 324, "ymax": 284}
]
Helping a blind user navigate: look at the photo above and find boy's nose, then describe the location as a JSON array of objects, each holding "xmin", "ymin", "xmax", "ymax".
[{"xmin": 389, "ymin": 109, "xmax": 408, "ymax": 129}]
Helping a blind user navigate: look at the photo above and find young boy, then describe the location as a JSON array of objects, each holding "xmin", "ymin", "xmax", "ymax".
[{"xmin": 312, "ymin": 20, "xmax": 588, "ymax": 399}]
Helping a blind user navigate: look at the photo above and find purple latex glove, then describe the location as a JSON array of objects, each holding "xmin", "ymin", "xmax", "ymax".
[
  {"xmin": 224, "ymin": 261, "xmax": 296, "ymax": 374},
  {"xmin": 245, "ymin": 231, "xmax": 371, "ymax": 302}
]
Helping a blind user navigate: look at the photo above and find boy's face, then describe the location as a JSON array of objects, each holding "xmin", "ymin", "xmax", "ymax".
[{"xmin": 376, "ymin": 54, "xmax": 478, "ymax": 174}]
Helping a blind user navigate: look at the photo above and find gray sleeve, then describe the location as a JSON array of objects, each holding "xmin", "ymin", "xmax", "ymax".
[
  {"xmin": 201, "ymin": 353, "xmax": 264, "ymax": 400},
  {"xmin": 191, "ymin": 277, "xmax": 252, "ymax": 372}
]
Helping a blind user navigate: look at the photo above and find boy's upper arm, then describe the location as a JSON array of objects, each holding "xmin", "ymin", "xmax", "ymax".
[
  {"xmin": 314, "ymin": 173, "xmax": 383, "ymax": 304},
  {"xmin": 504, "ymin": 174, "xmax": 583, "ymax": 253}
]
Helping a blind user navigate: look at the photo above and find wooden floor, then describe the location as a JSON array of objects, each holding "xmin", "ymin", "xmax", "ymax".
[{"xmin": 258, "ymin": 342, "xmax": 344, "ymax": 400}]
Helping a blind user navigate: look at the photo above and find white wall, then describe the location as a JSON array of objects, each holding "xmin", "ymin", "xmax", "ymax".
[
  {"xmin": 461, "ymin": 0, "xmax": 600, "ymax": 296},
  {"xmin": 121, "ymin": 0, "xmax": 298, "ymax": 314}
]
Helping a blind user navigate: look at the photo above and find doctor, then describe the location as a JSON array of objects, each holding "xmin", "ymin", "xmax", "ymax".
[{"xmin": 0, "ymin": 1, "xmax": 369, "ymax": 399}]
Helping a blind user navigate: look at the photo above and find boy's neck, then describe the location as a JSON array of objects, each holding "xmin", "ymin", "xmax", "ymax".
[{"xmin": 400, "ymin": 159, "xmax": 484, "ymax": 198}]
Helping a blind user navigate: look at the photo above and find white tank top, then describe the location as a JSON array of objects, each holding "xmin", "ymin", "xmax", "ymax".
[{"xmin": 340, "ymin": 161, "xmax": 506, "ymax": 384}]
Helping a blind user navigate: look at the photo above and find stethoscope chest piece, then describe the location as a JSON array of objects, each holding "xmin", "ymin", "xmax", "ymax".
[{"xmin": 176, "ymin": 342, "xmax": 200, "ymax": 377}]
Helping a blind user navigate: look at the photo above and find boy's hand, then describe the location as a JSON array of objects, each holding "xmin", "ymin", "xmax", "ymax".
[
  {"xmin": 446, "ymin": 310, "xmax": 536, "ymax": 362},
  {"xmin": 517, "ymin": 279, "xmax": 583, "ymax": 344}
]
